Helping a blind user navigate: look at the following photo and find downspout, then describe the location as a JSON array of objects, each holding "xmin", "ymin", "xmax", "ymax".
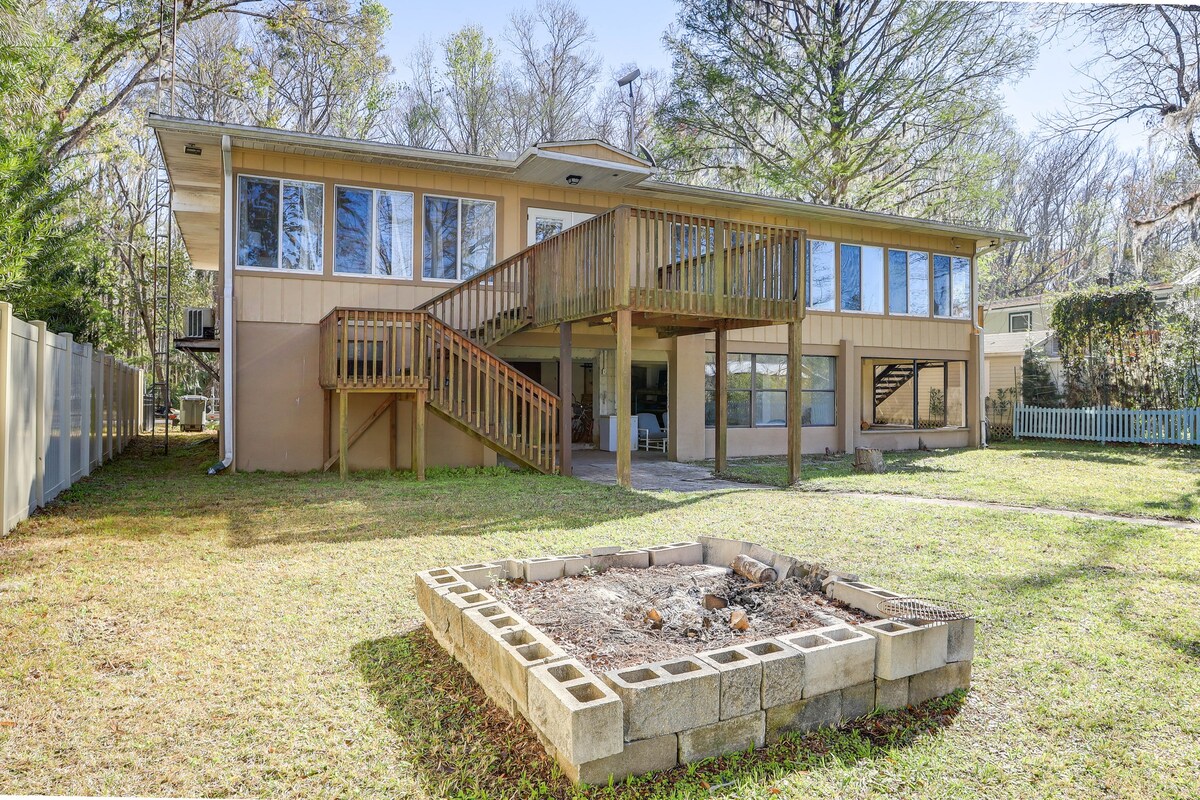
[
  {"xmin": 972, "ymin": 236, "xmax": 1005, "ymax": 449},
  {"xmin": 209, "ymin": 134, "xmax": 236, "ymax": 474}
]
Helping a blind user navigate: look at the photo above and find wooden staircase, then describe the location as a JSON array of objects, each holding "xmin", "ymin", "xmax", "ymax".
[{"xmin": 873, "ymin": 362, "xmax": 917, "ymax": 409}]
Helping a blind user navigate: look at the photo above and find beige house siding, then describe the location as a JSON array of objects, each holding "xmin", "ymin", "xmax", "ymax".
[{"xmin": 221, "ymin": 146, "xmax": 982, "ymax": 472}]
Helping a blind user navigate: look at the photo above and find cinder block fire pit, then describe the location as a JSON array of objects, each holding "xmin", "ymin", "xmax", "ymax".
[{"xmin": 414, "ymin": 536, "xmax": 973, "ymax": 786}]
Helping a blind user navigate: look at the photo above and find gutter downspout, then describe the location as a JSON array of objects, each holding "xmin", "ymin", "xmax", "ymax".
[
  {"xmin": 973, "ymin": 236, "xmax": 1005, "ymax": 448},
  {"xmin": 210, "ymin": 134, "xmax": 236, "ymax": 474}
]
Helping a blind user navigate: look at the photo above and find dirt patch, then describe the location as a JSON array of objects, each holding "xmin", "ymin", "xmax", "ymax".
[{"xmin": 491, "ymin": 564, "xmax": 869, "ymax": 671}]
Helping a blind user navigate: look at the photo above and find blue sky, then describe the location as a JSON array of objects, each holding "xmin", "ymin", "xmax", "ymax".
[{"xmin": 377, "ymin": 0, "xmax": 1149, "ymax": 153}]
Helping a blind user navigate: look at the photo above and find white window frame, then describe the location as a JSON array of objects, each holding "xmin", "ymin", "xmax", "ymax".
[
  {"xmin": 1009, "ymin": 311, "xmax": 1033, "ymax": 333},
  {"xmin": 527, "ymin": 207, "xmax": 593, "ymax": 245},
  {"xmin": 333, "ymin": 184, "xmax": 415, "ymax": 280},
  {"xmin": 932, "ymin": 253, "xmax": 973, "ymax": 320},
  {"xmin": 839, "ymin": 243, "xmax": 885, "ymax": 315},
  {"xmin": 887, "ymin": 248, "xmax": 932, "ymax": 317},
  {"xmin": 421, "ymin": 194, "xmax": 498, "ymax": 282},
  {"xmin": 235, "ymin": 173, "xmax": 325, "ymax": 273},
  {"xmin": 806, "ymin": 238, "xmax": 836, "ymax": 312}
]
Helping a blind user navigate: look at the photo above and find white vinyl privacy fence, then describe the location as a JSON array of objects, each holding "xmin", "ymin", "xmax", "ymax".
[
  {"xmin": 0, "ymin": 302, "xmax": 144, "ymax": 534},
  {"xmin": 1014, "ymin": 404, "xmax": 1200, "ymax": 446}
]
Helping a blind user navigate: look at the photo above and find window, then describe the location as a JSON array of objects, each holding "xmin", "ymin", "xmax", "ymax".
[
  {"xmin": 867, "ymin": 359, "xmax": 966, "ymax": 430},
  {"xmin": 933, "ymin": 253, "xmax": 972, "ymax": 318},
  {"xmin": 840, "ymin": 244, "xmax": 884, "ymax": 313},
  {"xmin": 334, "ymin": 186, "xmax": 414, "ymax": 278},
  {"xmin": 704, "ymin": 353, "xmax": 837, "ymax": 428},
  {"xmin": 1009, "ymin": 311, "xmax": 1032, "ymax": 333},
  {"xmin": 237, "ymin": 175, "xmax": 323, "ymax": 271},
  {"xmin": 807, "ymin": 239, "xmax": 835, "ymax": 311},
  {"xmin": 422, "ymin": 195, "xmax": 496, "ymax": 280},
  {"xmin": 887, "ymin": 249, "xmax": 930, "ymax": 316}
]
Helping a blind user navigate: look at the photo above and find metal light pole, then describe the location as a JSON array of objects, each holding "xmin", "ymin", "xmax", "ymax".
[{"xmin": 617, "ymin": 68, "xmax": 641, "ymax": 153}]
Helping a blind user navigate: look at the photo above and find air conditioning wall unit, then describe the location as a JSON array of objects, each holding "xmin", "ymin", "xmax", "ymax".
[{"xmin": 185, "ymin": 307, "xmax": 215, "ymax": 339}]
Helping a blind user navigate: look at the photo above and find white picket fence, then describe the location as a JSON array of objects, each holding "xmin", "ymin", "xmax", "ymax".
[
  {"xmin": 1013, "ymin": 404, "xmax": 1200, "ymax": 446},
  {"xmin": 0, "ymin": 302, "xmax": 144, "ymax": 534}
]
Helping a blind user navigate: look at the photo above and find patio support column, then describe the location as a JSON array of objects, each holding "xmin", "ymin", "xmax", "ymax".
[
  {"xmin": 389, "ymin": 393, "xmax": 398, "ymax": 471},
  {"xmin": 338, "ymin": 390, "xmax": 348, "ymax": 481},
  {"xmin": 322, "ymin": 389, "xmax": 331, "ymax": 464},
  {"xmin": 714, "ymin": 327, "xmax": 728, "ymax": 473},
  {"xmin": 413, "ymin": 389, "xmax": 426, "ymax": 481},
  {"xmin": 615, "ymin": 309, "xmax": 632, "ymax": 488},
  {"xmin": 787, "ymin": 322, "xmax": 803, "ymax": 485},
  {"xmin": 559, "ymin": 322, "xmax": 572, "ymax": 476}
]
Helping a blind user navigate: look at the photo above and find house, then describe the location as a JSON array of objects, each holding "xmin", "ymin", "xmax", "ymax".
[
  {"xmin": 982, "ymin": 282, "xmax": 1178, "ymax": 404},
  {"xmin": 149, "ymin": 114, "xmax": 1024, "ymax": 486}
]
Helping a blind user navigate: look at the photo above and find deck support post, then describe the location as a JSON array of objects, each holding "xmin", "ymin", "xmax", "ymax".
[
  {"xmin": 787, "ymin": 322, "xmax": 803, "ymax": 485},
  {"xmin": 715, "ymin": 327, "xmax": 728, "ymax": 474},
  {"xmin": 615, "ymin": 308, "xmax": 632, "ymax": 489},
  {"xmin": 559, "ymin": 322, "xmax": 572, "ymax": 476},
  {"xmin": 389, "ymin": 393, "xmax": 398, "ymax": 471},
  {"xmin": 338, "ymin": 390, "xmax": 348, "ymax": 481},
  {"xmin": 322, "ymin": 389, "xmax": 331, "ymax": 464},
  {"xmin": 413, "ymin": 389, "xmax": 426, "ymax": 481}
]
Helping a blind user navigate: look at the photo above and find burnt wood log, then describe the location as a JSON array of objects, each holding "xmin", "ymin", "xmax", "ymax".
[{"xmin": 731, "ymin": 554, "xmax": 777, "ymax": 583}]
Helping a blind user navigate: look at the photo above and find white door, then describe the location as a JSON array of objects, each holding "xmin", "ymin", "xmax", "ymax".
[{"xmin": 527, "ymin": 207, "xmax": 594, "ymax": 245}]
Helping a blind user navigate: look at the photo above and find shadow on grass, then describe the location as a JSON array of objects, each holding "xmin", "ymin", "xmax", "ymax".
[{"xmin": 351, "ymin": 626, "xmax": 965, "ymax": 800}]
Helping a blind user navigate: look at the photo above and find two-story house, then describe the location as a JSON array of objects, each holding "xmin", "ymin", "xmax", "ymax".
[{"xmin": 150, "ymin": 114, "xmax": 1024, "ymax": 486}]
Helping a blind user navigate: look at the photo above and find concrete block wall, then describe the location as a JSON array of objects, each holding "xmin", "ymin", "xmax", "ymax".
[{"xmin": 414, "ymin": 536, "xmax": 974, "ymax": 786}]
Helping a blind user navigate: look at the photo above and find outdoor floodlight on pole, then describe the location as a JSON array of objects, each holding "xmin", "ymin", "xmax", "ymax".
[{"xmin": 617, "ymin": 68, "xmax": 641, "ymax": 153}]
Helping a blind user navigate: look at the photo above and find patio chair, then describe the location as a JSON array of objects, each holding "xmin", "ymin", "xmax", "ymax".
[{"xmin": 637, "ymin": 412, "xmax": 668, "ymax": 452}]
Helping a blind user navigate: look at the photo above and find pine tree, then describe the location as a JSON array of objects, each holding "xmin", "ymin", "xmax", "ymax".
[{"xmin": 1021, "ymin": 346, "xmax": 1062, "ymax": 407}]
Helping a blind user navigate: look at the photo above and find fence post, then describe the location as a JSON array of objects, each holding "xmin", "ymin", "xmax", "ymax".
[
  {"xmin": 0, "ymin": 303, "xmax": 11, "ymax": 533},
  {"xmin": 60, "ymin": 333, "xmax": 72, "ymax": 494},
  {"xmin": 1013, "ymin": 404, "xmax": 1021, "ymax": 439},
  {"xmin": 32, "ymin": 321, "xmax": 46, "ymax": 509},
  {"xmin": 80, "ymin": 343, "xmax": 92, "ymax": 477}
]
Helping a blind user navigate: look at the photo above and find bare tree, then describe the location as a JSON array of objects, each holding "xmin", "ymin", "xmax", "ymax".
[
  {"xmin": 502, "ymin": 0, "xmax": 600, "ymax": 145},
  {"xmin": 658, "ymin": 0, "xmax": 1036, "ymax": 211},
  {"xmin": 174, "ymin": 14, "xmax": 247, "ymax": 123}
]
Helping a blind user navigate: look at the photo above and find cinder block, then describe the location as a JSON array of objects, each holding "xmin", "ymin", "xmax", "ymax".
[
  {"xmin": 453, "ymin": 561, "xmax": 505, "ymax": 589},
  {"xmin": 561, "ymin": 733, "xmax": 678, "ymax": 786},
  {"xmin": 678, "ymin": 711, "xmax": 765, "ymax": 763},
  {"xmin": 492, "ymin": 626, "xmax": 568, "ymax": 714},
  {"xmin": 696, "ymin": 645, "xmax": 762, "ymax": 720},
  {"xmin": 527, "ymin": 659, "xmax": 624, "ymax": 765},
  {"xmin": 560, "ymin": 555, "xmax": 590, "ymax": 577},
  {"xmin": 875, "ymin": 676, "xmax": 910, "ymax": 711},
  {"xmin": 765, "ymin": 689, "xmax": 842, "ymax": 743},
  {"xmin": 428, "ymin": 582, "xmax": 490, "ymax": 647},
  {"xmin": 743, "ymin": 638, "xmax": 804, "ymax": 708},
  {"xmin": 778, "ymin": 624, "xmax": 876, "ymax": 697},
  {"xmin": 645, "ymin": 541, "xmax": 703, "ymax": 566},
  {"xmin": 768, "ymin": 553, "xmax": 803, "ymax": 582},
  {"xmin": 908, "ymin": 661, "xmax": 971, "ymax": 705},
  {"xmin": 414, "ymin": 569, "xmax": 465, "ymax": 619},
  {"xmin": 602, "ymin": 657, "xmax": 719, "ymax": 740},
  {"xmin": 825, "ymin": 580, "xmax": 904, "ymax": 617},
  {"xmin": 461, "ymin": 602, "xmax": 525, "ymax": 673},
  {"xmin": 841, "ymin": 681, "xmax": 874, "ymax": 719},
  {"xmin": 698, "ymin": 535, "xmax": 752, "ymax": 568},
  {"xmin": 944, "ymin": 618, "xmax": 976, "ymax": 662},
  {"xmin": 612, "ymin": 549, "xmax": 650, "ymax": 569},
  {"xmin": 859, "ymin": 619, "xmax": 948, "ymax": 680},
  {"xmin": 495, "ymin": 558, "xmax": 524, "ymax": 581},
  {"xmin": 521, "ymin": 557, "xmax": 566, "ymax": 583}
]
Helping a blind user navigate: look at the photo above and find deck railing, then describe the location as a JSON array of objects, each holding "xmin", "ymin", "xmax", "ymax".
[
  {"xmin": 318, "ymin": 307, "xmax": 559, "ymax": 472},
  {"xmin": 418, "ymin": 205, "xmax": 806, "ymax": 342}
]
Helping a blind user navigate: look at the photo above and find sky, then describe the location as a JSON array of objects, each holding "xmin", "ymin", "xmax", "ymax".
[{"xmin": 377, "ymin": 0, "xmax": 1152, "ymax": 154}]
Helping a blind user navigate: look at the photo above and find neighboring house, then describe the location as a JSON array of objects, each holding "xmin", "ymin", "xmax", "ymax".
[
  {"xmin": 982, "ymin": 283, "xmax": 1177, "ymax": 403},
  {"xmin": 149, "ymin": 114, "xmax": 1024, "ymax": 485}
]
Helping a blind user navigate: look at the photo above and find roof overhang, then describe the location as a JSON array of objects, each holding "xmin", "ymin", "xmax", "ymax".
[{"xmin": 147, "ymin": 114, "xmax": 1028, "ymax": 274}]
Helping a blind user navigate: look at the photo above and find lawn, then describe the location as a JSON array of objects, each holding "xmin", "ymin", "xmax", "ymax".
[
  {"xmin": 712, "ymin": 439, "xmax": 1200, "ymax": 521},
  {"xmin": 1, "ymin": 434, "xmax": 1198, "ymax": 799}
]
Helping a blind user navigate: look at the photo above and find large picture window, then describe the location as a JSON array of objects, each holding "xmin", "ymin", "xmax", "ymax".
[
  {"xmin": 704, "ymin": 353, "xmax": 837, "ymax": 428},
  {"xmin": 423, "ymin": 195, "xmax": 496, "ymax": 280},
  {"xmin": 933, "ymin": 254, "xmax": 972, "ymax": 318},
  {"xmin": 807, "ymin": 239, "xmax": 835, "ymax": 311},
  {"xmin": 334, "ymin": 186, "xmax": 414, "ymax": 278},
  {"xmin": 887, "ymin": 249, "xmax": 930, "ymax": 316},
  {"xmin": 840, "ymin": 244, "xmax": 884, "ymax": 313},
  {"xmin": 867, "ymin": 359, "xmax": 966, "ymax": 430},
  {"xmin": 237, "ymin": 175, "xmax": 323, "ymax": 271}
]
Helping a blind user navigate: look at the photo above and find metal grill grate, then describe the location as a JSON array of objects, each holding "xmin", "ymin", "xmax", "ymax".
[{"xmin": 877, "ymin": 597, "xmax": 970, "ymax": 622}]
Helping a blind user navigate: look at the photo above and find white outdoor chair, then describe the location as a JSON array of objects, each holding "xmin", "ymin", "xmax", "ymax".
[{"xmin": 637, "ymin": 412, "xmax": 668, "ymax": 452}]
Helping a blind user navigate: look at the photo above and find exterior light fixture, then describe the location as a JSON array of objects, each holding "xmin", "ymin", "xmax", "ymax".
[
  {"xmin": 566, "ymin": 174, "xmax": 582, "ymax": 186},
  {"xmin": 184, "ymin": 143, "xmax": 202, "ymax": 155}
]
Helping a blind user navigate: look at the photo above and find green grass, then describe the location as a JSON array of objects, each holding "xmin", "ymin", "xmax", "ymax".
[
  {"xmin": 1, "ymin": 434, "xmax": 1198, "ymax": 798},
  {"xmin": 711, "ymin": 440, "xmax": 1200, "ymax": 521}
]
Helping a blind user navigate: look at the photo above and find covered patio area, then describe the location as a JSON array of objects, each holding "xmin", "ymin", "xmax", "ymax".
[{"xmin": 569, "ymin": 448, "xmax": 768, "ymax": 492}]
